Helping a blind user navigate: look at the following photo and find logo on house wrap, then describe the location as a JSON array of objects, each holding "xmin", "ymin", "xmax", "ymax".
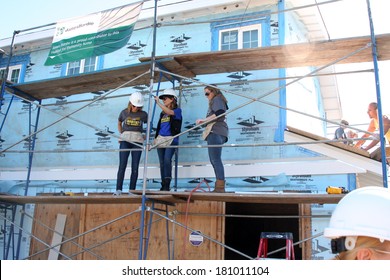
[
  {"xmin": 182, "ymin": 122, "xmax": 202, "ymax": 145},
  {"xmin": 227, "ymin": 71, "xmax": 252, "ymax": 89},
  {"xmin": 270, "ymin": 20, "xmax": 279, "ymax": 36},
  {"xmin": 189, "ymin": 231, "xmax": 203, "ymax": 247},
  {"xmin": 235, "ymin": 115, "xmax": 264, "ymax": 142},
  {"xmin": 22, "ymin": 136, "xmax": 38, "ymax": 150},
  {"xmin": 127, "ymin": 40, "xmax": 147, "ymax": 57},
  {"xmin": 25, "ymin": 62, "xmax": 35, "ymax": 79},
  {"xmin": 95, "ymin": 126, "xmax": 114, "ymax": 146},
  {"xmin": 18, "ymin": 100, "xmax": 39, "ymax": 115},
  {"xmin": 243, "ymin": 176, "xmax": 269, "ymax": 184},
  {"xmin": 51, "ymin": 97, "xmax": 69, "ymax": 111},
  {"xmin": 0, "ymin": 136, "xmax": 5, "ymax": 157},
  {"xmin": 56, "ymin": 130, "xmax": 73, "ymax": 148},
  {"xmin": 132, "ymin": 85, "xmax": 149, "ymax": 92},
  {"xmin": 170, "ymin": 33, "xmax": 191, "ymax": 52},
  {"xmin": 89, "ymin": 91, "xmax": 109, "ymax": 107},
  {"xmin": 188, "ymin": 178, "xmax": 213, "ymax": 184}
]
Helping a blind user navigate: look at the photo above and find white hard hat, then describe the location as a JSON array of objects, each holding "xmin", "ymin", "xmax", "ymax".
[
  {"xmin": 129, "ymin": 92, "xmax": 144, "ymax": 107},
  {"xmin": 324, "ymin": 186, "xmax": 390, "ymax": 242},
  {"xmin": 159, "ymin": 88, "xmax": 178, "ymax": 99}
]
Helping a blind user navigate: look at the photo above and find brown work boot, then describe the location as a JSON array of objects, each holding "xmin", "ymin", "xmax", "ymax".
[{"xmin": 212, "ymin": 179, "xmax": 225, "ymax": 193}]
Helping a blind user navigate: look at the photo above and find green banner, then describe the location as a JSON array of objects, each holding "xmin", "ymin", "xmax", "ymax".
[{"xmin": 45, "ymin": 2, "xmax": 142, "ymax": 66}]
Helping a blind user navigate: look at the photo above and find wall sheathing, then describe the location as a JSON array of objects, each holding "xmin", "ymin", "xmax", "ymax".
[{"xmin": 29, "ymin": 200, "xmax": 225, "ymax": 260}]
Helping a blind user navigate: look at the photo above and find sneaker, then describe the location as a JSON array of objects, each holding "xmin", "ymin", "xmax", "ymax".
[{"xmin": 113, "ymin": 190, "xmax": 122, "ymax": 196}]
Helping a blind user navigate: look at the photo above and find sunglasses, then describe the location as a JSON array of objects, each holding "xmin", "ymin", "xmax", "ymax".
[
  {"xmin": 204, "ymin": 92, "xmax": 210, "ymax": 96},
  {"xmin": 161, "ymin": 96, "xmax": 173, "ymax": 100}
]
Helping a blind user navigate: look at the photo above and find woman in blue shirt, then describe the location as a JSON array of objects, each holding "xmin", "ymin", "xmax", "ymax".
[{"xmin": 154, "ymin": 88, "xmax": 182, "ymax": 191}]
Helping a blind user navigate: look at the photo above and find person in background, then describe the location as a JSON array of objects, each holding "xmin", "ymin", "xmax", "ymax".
[
  {"xmin": 324, "ymin": 186, "xmax": 390, "ymax": 260},
  {"xmin": 154, "ymin": 88, "xmax": 182, "ymax": 191},
  {"xmin": 196, "ymin": 85, "xmax": 228, "ymax": 193},
  {"xmin": 334, "ymin": 120, "xmax": 357, "ymax": 146},
  {"xmin": 115, "ymin": 92, "xmax": 148, "ymax": 195},
  {"xmin": 354, "ymin": 102, "xmax": 390, "ymax": 151}
]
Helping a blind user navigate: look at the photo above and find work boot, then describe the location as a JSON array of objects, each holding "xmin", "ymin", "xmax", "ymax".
[
  {"xmin": 212, "ymin": 179, "xmax": 225, "ymax": 193},
  {"xmin": 160, "ymin": 178, "xmax": 171, "ymax": 191}
]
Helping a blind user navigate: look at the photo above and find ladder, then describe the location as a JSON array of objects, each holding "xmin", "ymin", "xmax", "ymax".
[{"xmin": 257, "ymin": 232, "xmax": 295, "ymax": 260}]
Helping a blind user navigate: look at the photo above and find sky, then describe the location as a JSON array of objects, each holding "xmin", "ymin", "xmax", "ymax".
[{"xmin": 0, "ymin": 0, "xmax": 389, "ymax": 131}]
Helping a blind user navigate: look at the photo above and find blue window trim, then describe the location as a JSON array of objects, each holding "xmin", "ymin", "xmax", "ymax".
[
  {"xmin": 210, "ymin": 11, "xmax": 271, "ymax": 51},
  {"xmin": 0, "ymin": 54, "xmax": 29, "ymax": 83},
  {"xmin": 276, "ymin": 0, "xmax": 286, "ymax": 142},
  {"xmin": 347, "ymin": 174, "xmax": 357, "ymax": 191}
]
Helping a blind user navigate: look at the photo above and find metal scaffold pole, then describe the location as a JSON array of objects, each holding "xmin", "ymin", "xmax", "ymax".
[
  {"xmin": 366, "ymin": 0, "xmax": 388, "ymax": 188},
  {"xmin": 139, "ymin": 0, "xmax": 159, "ymax": 260}
]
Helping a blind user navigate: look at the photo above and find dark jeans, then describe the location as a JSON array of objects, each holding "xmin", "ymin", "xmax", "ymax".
[
  {"xmin": 116, "ymin": 141, "xmax": 142, "ymax": 191},
  {"xmin": 157, "ymin": 143, "xmax": 177, "ymax": 180},
  {"xmin": 207, "ymin": 133, "xmax": 227, "ymax": 180}
]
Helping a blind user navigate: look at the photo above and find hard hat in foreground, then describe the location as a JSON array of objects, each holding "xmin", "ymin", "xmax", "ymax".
[
  {"xmin": 159, "ymin": 88, "xmax": 178, "ymax": 99},
  {"xmin": 129, "ymin": 92, "xmax": 144, "ymax": 107},
  {"xmin": 324, "ymin": 186, "xmax": 390, "ymax": 243}
]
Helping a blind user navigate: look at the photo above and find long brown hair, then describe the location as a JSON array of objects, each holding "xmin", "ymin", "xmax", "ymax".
[
  {"xmin": 204, "ymin": 84, "xmax": 228, "ymax": 104},
  {"xmin": 167, "ymin": 97, "xmax": 178, "ymax": 110}
]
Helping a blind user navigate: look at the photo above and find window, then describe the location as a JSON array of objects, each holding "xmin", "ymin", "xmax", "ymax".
[
  {"xmin": 219, "ymin": 24, "xmax": 261, "ymax": 51},
  {"xmin": 66, "ymin": 56, "xmax": 98, "ymax": 76},
  {"xmin": 0, "ymin": 65, "xmax": 22, "ymax": 83}
]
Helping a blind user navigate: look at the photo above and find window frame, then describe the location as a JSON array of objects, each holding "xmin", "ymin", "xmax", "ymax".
[
  {"xmin": 218, "ymin": 24, "xmax": 262, "ymax": 51},
  {"xmin": 65, "ymin": 56, "xmax": 99, "ymax": 76},
  {"xmin": 0, "ymin": 64, "xmax": 22, "ymax": 83}
]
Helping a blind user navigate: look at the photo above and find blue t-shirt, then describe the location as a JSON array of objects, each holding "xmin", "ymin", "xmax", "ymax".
[{"xmin": 159, "ymin": 108, "xmax": 182, "ymax": 144}]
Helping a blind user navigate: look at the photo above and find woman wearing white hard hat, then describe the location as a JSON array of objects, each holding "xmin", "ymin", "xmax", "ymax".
[
  {"xmin": 154, "ymin": 88, "xmax": 182, "ymax": 191},
  {"xmin": 324, "ymin": 186, "xmax": 390, "ymax": 260},
  {"xmin": 115, "ymin": 92, "xmax": 148, "ymax": 195}
]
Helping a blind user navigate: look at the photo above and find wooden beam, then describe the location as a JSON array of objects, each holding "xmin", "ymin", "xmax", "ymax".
[
  {"xmin": 48, "ymin": 213, "xmax": 66, "ymax": 260},
  {"xmin": 10, "ymin": 34, "xmax": 390, "ymax": 101},
  {"xmin": 0, "ymin": 192, "xmax": 344, "ymax": 205},
  {"xmin": 146, "ymin": 34, "xmax": 390, "ymax": 74}
]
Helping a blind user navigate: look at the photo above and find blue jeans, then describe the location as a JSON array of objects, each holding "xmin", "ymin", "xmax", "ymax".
[
  {"xmin": 157, "ymin": 143, "xmax": 177, "ymax": 180},
  {"xmin": 207, "ymin": 133, "xmax": 226, "ymax": 180},
  {"xmin": 116, "ymin": 141, "xmax": 142, "ymax": 190}
]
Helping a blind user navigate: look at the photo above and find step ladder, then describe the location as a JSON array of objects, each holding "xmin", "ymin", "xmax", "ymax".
[{"xmin": 257, "ymin": 232, "xmax": 295, "ymax": 260}]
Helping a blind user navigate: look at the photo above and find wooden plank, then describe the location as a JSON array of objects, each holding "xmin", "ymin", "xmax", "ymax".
[
  {"xmin": 144, "ymin": 34, "xmax": 390, "ymax": 74},
  {"xmin": 48, "ymin": 213, "xmax": 66, "ymax": 260},
  {"xmin": 299, "ymin": 204, "xmax": 312, "ymax": 260},
  {"xmin": 11, "ymin": 62, "xmax": 153, "ymax": 100},
  {"xmin": 0, "ymin": 193, "xmax": 181, "ymax": 205},
  {"xmin": 10, "ymin": 34, "xmax": 390, "ymax": 101},
  {"xmin": 170, "ymin": 192, "xmax": 344, "ymax": 204},
  {"xmin": 286, "ymin": 126, "xmax": 370, "ymax": 158},
  {"xmin": 0, "ymin": 191, "xmax": 344, "ymax": 205}
]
